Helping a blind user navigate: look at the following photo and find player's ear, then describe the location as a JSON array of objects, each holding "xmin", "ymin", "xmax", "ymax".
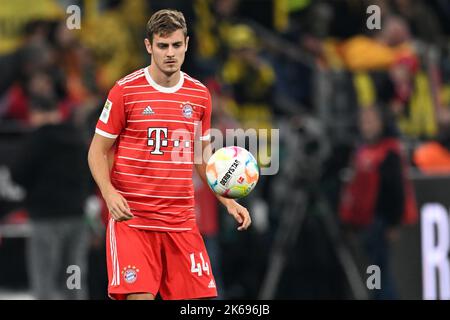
[
  {"xmin": 185, "ymin": 36, "xmax": 189, "ymax": 52},
  {"xmin": 144, "ymin": 38, "xmax": 152, "ymax": 55}
]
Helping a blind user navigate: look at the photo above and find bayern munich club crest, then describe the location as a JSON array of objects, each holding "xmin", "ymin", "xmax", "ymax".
[
  {"xmin": 122, "ymin": 265, "xmax": 139, "ymax": 283},
  {"xmin": 181, "ymin": 103, "xmax": 193, "ymax": 118}
]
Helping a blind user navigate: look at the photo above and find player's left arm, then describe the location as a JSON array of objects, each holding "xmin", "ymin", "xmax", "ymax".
[{"xmin": 194, "ymin": 140, "xmax": 251, "ymax": 231}]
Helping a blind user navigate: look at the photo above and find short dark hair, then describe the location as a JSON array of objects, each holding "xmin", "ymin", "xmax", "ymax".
[{"xmin": 146, "ymin": 9, "xmax": 187, "ymax": 43}]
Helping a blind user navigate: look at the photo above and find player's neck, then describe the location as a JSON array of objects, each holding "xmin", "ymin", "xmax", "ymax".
[{"xmin": 147, "ymin": 65, "xmax": 181, "ymax": 88}]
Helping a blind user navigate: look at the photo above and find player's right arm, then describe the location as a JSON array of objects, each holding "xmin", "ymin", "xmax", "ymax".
[
  {"xmin": 88, "ymin": 134, "xmax": 133, "ymax": 221},
  {"xmin": 88, "ymin": 83, "xmax": 132, "ymax": 221}
]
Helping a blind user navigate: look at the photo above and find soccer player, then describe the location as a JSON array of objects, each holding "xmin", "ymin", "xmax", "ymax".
[{"xmin": 87, "ymin": 9, "xmax": 251, "ymax": 300}]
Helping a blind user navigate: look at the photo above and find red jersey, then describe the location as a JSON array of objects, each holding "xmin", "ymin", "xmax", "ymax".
[{"xmin": 95, "ymin": 67, "xmax": 212, "ymax": 232}]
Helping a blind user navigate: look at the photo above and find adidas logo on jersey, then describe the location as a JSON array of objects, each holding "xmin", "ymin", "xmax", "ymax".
[
  {"xmin": 208, "ymin": 279, "xmax": 216, "ymax": 289},
  {"xmin": 142, "ymin": 106, "xmax": 154, "ymax": 115}
]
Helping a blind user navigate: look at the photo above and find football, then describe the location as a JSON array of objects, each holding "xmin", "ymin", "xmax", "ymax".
[{"xmin": 206, "ymin": 146, "xmax": 259, "ymax": 199}]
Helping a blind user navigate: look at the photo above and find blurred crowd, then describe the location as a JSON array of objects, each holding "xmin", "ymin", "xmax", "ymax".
[{"xmin": 0, "ymin": 0, "xmax": 450, "ymax": 300}]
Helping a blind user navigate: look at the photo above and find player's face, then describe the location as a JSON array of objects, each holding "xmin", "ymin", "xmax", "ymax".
[{"xmin": 145, "ymin": 29, "xmax": 189, "ymax": 76}]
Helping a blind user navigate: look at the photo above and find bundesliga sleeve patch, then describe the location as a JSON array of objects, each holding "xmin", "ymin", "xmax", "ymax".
[{"xmin": 100, "ymin": 99, "xmax": 113, "ymax": 124}]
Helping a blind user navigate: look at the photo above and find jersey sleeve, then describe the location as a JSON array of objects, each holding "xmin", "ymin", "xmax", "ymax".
[
  {"xmin": 95, "ymin": 83, "xmax": 125, "ymax": 139},
  {"xmin": 199, "ymin": 89, "xmax": 212, "ymax": 141}
]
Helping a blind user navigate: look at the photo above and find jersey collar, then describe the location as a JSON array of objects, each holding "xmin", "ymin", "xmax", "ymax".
[{"xmin": 144, "ymin": 67, "xmax": 184, "ymax": 93}]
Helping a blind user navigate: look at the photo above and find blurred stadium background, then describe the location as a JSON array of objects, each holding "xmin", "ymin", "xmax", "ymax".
[{"xmin": 0, "ymin": 0, "xmax": 450, "ymax": 300}]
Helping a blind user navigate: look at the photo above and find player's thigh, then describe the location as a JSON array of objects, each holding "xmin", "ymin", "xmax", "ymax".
[{"xmin": 126, "ymin": 293, "xmax": 155, "ymax": 300}]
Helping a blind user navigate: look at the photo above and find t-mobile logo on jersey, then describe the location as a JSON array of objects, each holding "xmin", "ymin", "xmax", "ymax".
[
  {"xmin": 148, "ymin": 128, "xmax": 168, "ymax": 155},
  {"xmin": 148, "ymin": 127, "xmax": 191, "ymax": 156}
]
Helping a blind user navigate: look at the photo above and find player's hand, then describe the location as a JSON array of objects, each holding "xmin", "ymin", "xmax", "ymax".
[
  {"xmin": 225, "ymin": 200, "xmax": 251, "ymax": 231},
  {"xmin": 104, "ymin": 188, "xmax": 133, "ymax": 221}
]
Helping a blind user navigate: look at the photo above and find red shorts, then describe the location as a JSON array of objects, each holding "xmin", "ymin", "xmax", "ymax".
[{"xmin": 106, "ymin": 219, "xmax": 218, "ymax": 300}]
